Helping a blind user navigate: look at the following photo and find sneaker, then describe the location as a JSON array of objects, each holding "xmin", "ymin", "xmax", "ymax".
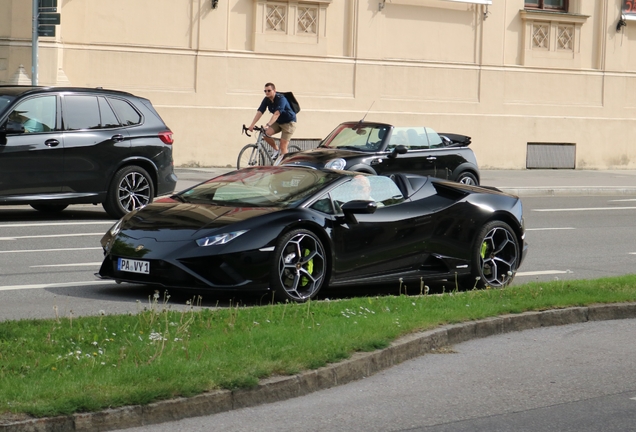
[{"xmin": 271, "ymin": 150, "xmax": 279, "ymax": 160}]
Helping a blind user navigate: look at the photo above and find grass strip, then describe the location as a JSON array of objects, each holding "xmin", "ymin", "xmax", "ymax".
[{"xmin": 2, "ymin": 275, "xmax": 636, "ymax": 418}]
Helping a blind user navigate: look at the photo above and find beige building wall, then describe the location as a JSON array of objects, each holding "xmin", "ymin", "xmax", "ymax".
[{"xmin": 1, "ymin": 0, "xmax": 636, "ymax": 170}]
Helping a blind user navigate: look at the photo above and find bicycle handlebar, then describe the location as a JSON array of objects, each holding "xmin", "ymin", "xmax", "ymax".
[{"xmin": 242, "ymin": 124, "xmax": 269, "ymax": 138}]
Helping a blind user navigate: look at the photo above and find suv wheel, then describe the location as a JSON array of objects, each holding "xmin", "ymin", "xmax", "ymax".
[{"xmin": 103, "ymin": 166, "xmax": 154, "ymax": 219}]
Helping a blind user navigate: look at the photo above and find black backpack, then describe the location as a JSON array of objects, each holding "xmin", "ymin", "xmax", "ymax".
[{"xmin": 281, "ymin": 91, "xmax": 301, "ymax": 113}]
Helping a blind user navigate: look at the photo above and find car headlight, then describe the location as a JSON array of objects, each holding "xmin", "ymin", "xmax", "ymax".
[
  {"xmin": 109, "ymin": 219, "xmax": 124, "ymax": 237},
  {"xmin": 196, "ymin": 230, "xmax": 248, "ymax": 247},
  {"xmin": 325, "ymin": 158, "xmax": 346, "ymax": 170}
]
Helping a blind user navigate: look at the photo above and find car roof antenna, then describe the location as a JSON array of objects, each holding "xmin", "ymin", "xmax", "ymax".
[{"xmin": 354, "ymin": 100, "xmax": 375, "ymax": 130}]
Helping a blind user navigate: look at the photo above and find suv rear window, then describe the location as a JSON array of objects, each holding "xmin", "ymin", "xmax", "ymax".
[{"xmin": 108, "ymin": 97, "xmax": 141, "ymax": 126}]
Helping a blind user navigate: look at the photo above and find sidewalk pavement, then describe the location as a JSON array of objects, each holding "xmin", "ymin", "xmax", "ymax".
[{"xmin": 175, "ymin": 168, "xmax": 636, "ymax": 196}]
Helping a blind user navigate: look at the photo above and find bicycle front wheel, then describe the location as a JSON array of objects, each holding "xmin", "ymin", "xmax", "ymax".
[{"xmin": 237, "ymin": 144, "xmax": 268, "ymax": 170}]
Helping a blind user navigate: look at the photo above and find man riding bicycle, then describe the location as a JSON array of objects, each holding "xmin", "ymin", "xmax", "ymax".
[{"xmin": 247, "ymin": 82, "xmax": 297, "ymax": 165}]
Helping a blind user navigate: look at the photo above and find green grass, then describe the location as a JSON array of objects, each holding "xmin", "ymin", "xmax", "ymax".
[{"xmin": 2, "ymin": 275, "xmax": 636, "ymax": 419}]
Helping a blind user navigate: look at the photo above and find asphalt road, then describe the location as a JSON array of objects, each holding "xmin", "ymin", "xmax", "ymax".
[
  {"xmin": 1, "ymin": 195, "xmax": 636, "ymax": 322},
  {"xmin": 119, "ymin": 318, "xmax": 636, "ymax": 432}
]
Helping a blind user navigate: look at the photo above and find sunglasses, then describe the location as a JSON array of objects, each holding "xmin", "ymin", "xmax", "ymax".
[{"xmin": 264, "ymin": 89, "xmax": 273, "ymax": 93}]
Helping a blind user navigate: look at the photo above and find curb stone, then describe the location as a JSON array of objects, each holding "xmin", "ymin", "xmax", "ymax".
[{"xmin": 3, "ymin": 303, "xmax": 636, "ymax": 432}]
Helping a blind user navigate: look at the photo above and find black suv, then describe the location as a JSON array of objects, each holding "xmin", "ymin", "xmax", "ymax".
[{"xmin": 0, "ymin": 86, "xmax": 177, "ymax": 218}]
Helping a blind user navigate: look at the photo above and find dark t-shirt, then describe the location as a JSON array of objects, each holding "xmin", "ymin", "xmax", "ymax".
[{"xmin": 258, "ymin": 93, "xmax": 297, "ymax": 124}]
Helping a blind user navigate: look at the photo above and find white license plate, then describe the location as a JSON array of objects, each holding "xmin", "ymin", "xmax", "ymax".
[{"xmin": 118, "ymin": 258, "xmax": 150, "ymax": 275}]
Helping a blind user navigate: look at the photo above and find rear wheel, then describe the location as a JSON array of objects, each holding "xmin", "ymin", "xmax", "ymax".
[
  {"xmin": 470, "ymin": 220, "xmax": 520, "ymax": 288},
  {"xmin": 271, "ymin": 229, "xmax": 327, "ymax": 303},
  {"xmin": 103, "ymin": 166, "xmax": 154, "ymax": 219},
  {"xmin": 30, "ymin": 204, "xmax": 68, "ymax": 213},
  {"xmin": 457, "ymin": 171, "xmax": 478, "ymax": 186},
  {"xmin": 237, "ymin": 144, "xmax": 268, "ymax": 169}
]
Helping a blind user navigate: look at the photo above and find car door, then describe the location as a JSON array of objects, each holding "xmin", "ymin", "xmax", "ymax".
[
  {"xmin": 61, "ymin": 94, "xmax": 130, "ymax": 195},
  {"xmin": 0, "ymin": 94, "xmax": 64, "ymax": 197},
  {"xmin": 320, "ymin": 176, "xmax": 433, "ymax": 281},
  {"xmin": 373, "ymin": 127, "xmax": 440, "ymax": 178}
]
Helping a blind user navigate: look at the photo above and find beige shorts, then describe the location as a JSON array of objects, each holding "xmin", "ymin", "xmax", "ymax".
[{"xmin": 271, "ymin": 121, "xmax": 297, "ymax": 141}]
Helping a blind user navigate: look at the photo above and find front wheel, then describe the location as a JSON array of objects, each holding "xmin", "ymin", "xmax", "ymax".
[
  {"xmin": 470, "ymin": 220, "xmax": 520, "ymax": 289},
  {"xmin": 457, "ymin": 172, "xmax": 478, "ymax": 186},
  {"xmin": 103, "ymin": 166, "xmax": 154, "ymax": 219},
  {"xmin": 237, "ymin": 144, "xmax": 267, "ymax": 170},
  {"xmin": 271, "ymin": 229, "xmax": 327, "ymax": 303}
]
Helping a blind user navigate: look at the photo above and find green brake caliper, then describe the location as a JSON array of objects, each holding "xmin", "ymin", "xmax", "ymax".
[
  {"xmin": 301, "ymin": 249, "xmax": 313, "ymax": 287},
  {"xmin": 480, "ymin": 241, "xmax": 488, "ymax": 259}
]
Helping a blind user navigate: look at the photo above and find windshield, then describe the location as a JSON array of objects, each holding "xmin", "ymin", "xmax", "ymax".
[
  {"xmin": 0, "ymin": 95, "xmax": 16, "ymax": 117},
  {"xmin": 175, "ymin": 167, "xmax": 340, "ymax": 208},
  {"xmin": 320, "ymin": 124, "xmax": 390, "ymax": 152}
]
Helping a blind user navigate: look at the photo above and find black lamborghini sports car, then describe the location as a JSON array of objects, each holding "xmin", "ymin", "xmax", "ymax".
[{"xmin": 97, "ymin": 166, "xmax": 527, "ymax": 303}]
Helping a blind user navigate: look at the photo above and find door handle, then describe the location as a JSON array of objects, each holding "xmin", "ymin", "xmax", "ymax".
[
  {"xmin": 111, "ymin": 134, "xmax": 124, "ymax": 142},
  {"xmin": 45, "ymin": 139, "xmax": 60, "ymax": 147},
  {"xmin": 370, "ymin": 158, "xmax": 383, "ymax": 165},
  {"xmin": 426, "ymin": 156, "xmax": 437, "ymax": 161}
]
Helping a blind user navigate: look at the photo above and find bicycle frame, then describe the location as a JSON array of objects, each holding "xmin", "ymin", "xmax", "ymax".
[{"xmin": 238, "ymin": 125, "xmax": 303, "ymax": 170}]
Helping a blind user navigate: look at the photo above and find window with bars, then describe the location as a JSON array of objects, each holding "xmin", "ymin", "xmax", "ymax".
[{"xmin": 525, "ymin": 0, "xmax": 568, "ymax": 11}]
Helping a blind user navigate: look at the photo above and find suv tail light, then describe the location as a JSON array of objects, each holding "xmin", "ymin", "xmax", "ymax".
[{"xmin": 159, "ymin": 131, "xmax": 174, "ymax": 145}]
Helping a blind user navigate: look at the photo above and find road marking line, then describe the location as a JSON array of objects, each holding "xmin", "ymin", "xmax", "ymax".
[
  {"xmin": 516, "ymin": 270, "xmax": 570, "ymax": 277},
  {"xmin": 0, "ymin": 233, "xmax": 104, "ymax": 240},
  {"xmin": 0, "ymin": 281, "xmax": 114, "ymax": 292},
  {"xmin": 0, "ymin": 222, "xmax": 112, "ymax": 228},
  {"xmin": 526, "ymin": 227, "xmax": 575, "ymax": 231},
  {"xmin": 610, "ymin": 199, "xmax": 636, "ymax": 202},
  {"xmin": 630, "ymin": 397, "xmax": 636, "ymax": 401},
  {"xmin": 534, "ymin": 206, "xmax": 636, "ymax": 212},
  {"xmin": 31, "ymin": 263, "xmax": 102, "ymax": 268},
  {"xmin": 0, "ymin": 247, "xmax": 102, "ymax": 254}
]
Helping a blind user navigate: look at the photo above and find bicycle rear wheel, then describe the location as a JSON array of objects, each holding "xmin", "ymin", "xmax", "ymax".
[{"xmin": 237, "ymin": 144, "xmax": 268, "ymax": 169}]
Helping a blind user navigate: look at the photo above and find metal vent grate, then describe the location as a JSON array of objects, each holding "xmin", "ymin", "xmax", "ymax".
[{"xmin": 526, "ymin": 143, "xmax": 576, "ymax": 169}]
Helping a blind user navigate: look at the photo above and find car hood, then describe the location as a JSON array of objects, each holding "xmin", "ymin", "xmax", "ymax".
[
  {"xmin": 283, "ymin": 147, "xmax": 371, "ymax": 167},
  {"xmin": 120, "ymin": 201, "xmax": 283, "ymax": 241}
]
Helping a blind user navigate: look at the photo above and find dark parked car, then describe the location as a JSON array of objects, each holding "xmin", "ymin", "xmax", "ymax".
[
  {"xmin": 0, "ymin": 86, "xmax": 177, "ymax": 218},
  {"xmin": 282, "ymin": 121, "xmax": 480, "ymax": 185},
  {"xmin": 97, "ymin": 166, "xmax": 527, "ymax": 303}
]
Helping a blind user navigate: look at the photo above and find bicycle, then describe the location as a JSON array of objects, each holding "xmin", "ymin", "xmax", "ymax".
[{"xmin": 238, "ymin": 125, "xmax": 301, "ymax": 170}]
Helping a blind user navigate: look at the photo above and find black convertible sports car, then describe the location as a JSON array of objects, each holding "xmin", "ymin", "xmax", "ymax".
[
  {"xmin": 97, "ymin": 166, "xmax": 527, "ymax": 303},
  {"xmin": 282, "ymin": 121, "xmax": 481, "ymax": 185}
]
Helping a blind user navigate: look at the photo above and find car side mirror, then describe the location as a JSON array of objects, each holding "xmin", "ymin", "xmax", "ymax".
[
  {"xmin": 1, "ymin": 121, "xmax": 26, "ymax": 134},
  {"xmin": 340, "ymin": 200, "xmax": 377, "ymax": 224},
  {"xmin": 387, "ymin": 144, "xmax": 408, "ymax": 159}
]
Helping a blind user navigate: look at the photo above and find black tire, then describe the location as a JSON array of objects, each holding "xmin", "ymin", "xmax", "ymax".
[
  {"xmin": 470, "ymin": 220, "xmax": 520, "ymax": 289},
  {"xmin": 237, "ymin": 144, "xmax": 268, "ymax": 169},
  {"xmin": 103, "ymin": 166, "xmax": 154, "ymax": 219},
  {"xmin": 271, "ymin": 229, "xmax": 327, "ymax": 303},
  {"xmin": 457, "ymin": 171, "xmax": 479, "ymax": 186},
  {"xmin": 30, "ymin": 204, "xmax": 68, "ymax": 213}
]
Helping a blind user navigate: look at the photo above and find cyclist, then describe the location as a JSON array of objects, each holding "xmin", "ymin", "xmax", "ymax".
[{"xmin": 247, "ymin": 82, "xmax": 297, "ymax": 164}]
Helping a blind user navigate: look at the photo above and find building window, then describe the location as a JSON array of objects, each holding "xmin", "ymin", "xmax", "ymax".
[{"xmin": 525, "ymin": 0, "xmax": 568, "ymax": 11}]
